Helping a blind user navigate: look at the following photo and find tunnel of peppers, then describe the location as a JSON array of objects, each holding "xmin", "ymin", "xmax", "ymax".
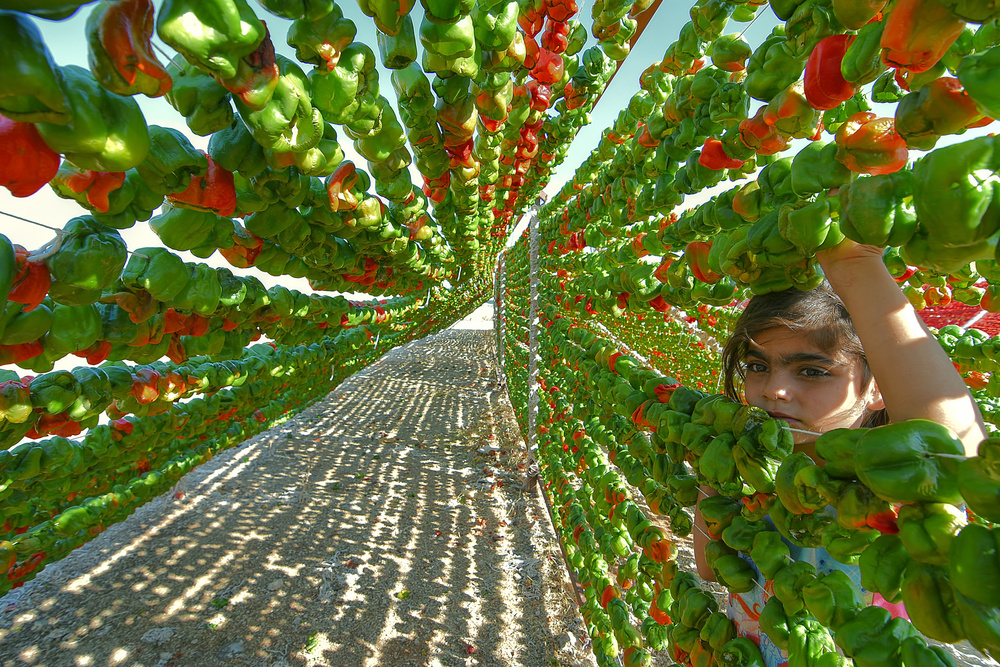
[{"xmin": 2, "ymin": 0, "xmax": 1000, "ymax": 664}]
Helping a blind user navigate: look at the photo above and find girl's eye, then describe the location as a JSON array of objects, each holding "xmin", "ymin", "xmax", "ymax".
[
  {"xmin": 801, "ymin": 367, "xmax": 831, "ymax": 378},
  {"xmin": 746, "ymin": 362, "xmax": 768, "ymax": 374}
]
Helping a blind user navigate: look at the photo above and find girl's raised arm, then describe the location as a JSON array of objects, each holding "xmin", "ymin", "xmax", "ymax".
[{"xmin": 816, "ymin": 240, "xmax": 988, "ymax": 454}]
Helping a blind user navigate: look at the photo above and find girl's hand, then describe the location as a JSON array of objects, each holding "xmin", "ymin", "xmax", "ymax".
[{"xmin": 815, "ymin": 238, "xmax": 883, "ymax": 273}]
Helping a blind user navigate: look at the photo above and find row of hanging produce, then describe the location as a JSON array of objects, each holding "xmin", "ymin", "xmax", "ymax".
[
  {"xmin": 4, "ymin": 0, "xmax": 1000, "ymax": 664},
  {"xmin": 0, "ymin": 0, "xmax": 622, "ymax": 592},
  {"xmin": 496, "ymin": 0, "xmax": 1000, "ymax": 664}
]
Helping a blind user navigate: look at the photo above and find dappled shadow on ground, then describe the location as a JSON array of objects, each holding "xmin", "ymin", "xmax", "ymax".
[{"xmin": 0, "ymin": 327, "xmax": 572, "ymax": 667}]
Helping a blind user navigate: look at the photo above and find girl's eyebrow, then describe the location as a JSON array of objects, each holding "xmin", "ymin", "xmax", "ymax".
[
  {"xmin": 781, "ymin": 352, "xmax": 841, "ymax": 366},
  {"xmin": 745, "ymin": 349, "xmax": 841, "ymax": 366}
]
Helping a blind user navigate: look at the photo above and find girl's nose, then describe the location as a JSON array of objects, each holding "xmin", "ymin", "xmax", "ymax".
[{"xmin": 762, "ymin": 375, "xmax": 790, "ymax": 402}]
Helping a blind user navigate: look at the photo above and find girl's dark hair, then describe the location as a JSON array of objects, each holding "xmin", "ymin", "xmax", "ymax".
[{"xmin": 721, "ymin": 281, "xmax": 889, "ymax": 428}]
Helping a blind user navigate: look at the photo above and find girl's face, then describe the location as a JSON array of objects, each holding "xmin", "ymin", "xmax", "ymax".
[{"xmin": 742, "ymin": 327, "xmax": 882, "ymax": 445}]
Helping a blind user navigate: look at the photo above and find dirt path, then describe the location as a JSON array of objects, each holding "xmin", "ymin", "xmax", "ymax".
[{"xmin": 0, "ymin": 309, "xmax": 595, "ymax": 667}]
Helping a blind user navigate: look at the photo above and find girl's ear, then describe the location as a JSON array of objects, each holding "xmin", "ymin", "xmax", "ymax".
[{"xmin": 866, "ymin": 379, "xmax": 885, "ymax": 412}]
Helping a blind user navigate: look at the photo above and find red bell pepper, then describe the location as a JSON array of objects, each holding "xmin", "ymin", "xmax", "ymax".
[
  {"xmin": 894, "ymin": 76, "xmax": 986, "ymax": 150},
  {"xmin": 8, "ymin": 246, "xmax": 50, "ymax": 311},
  {"xmin": 699, "ymin": 138, "xmax": 746, "ymax": 170},
  {"xmin": 217, "ymin": 23, "xmax": 279, "ymax": 111},
  {"xmin": 166, "ymin": 155, "xmax": 237, "ymax": 217},
  {"xmin": 51, "ymin": 164, "xmax": 126, "ymax": 213},
  {"xmin": 130, "ymin": 368, "xmax": 160, "ymax": 404},
  {"xmin": 880, "ymin": 0, "xmax": 966, "ymax": 73},
  {"xmin": 87, "ymin": 0, "xmax": 172, "ymax": 98},
  {"xmin": 327, "ymin": 162, "xmax": 360, "ymax": 212},
  {"xmin": 686, "ymin": 242, "xmax": 722, "ymax": 283},
  {"xmin": 531, "ymin": 47, "xmax": 565, "ymax": 84},
  {"xmin": 834, "ymin": 112, "xmax": 909, "ymax": 174},
  {"xmin": 0, "ymin": 117, "xmax": 61, "ymax": 198},
  {"xmin": 739, "ymin": 106, "xmax": 791, "ymax": 156},
  {"xmin": 981, "ymin": 285, "xmax": 1000, "ymax": 313},
  {"xmin": 804, "ymin": 34, "xmax": 857, "ymax": 110},
  {"xmin": 219, "ymin": 226, "xmax": 263, "ymax": 268}
]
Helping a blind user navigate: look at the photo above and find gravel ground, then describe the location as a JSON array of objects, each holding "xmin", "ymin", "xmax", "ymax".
[{"xmin": 0, "ymin": 306, "xmax": 596, "ymax": 667}]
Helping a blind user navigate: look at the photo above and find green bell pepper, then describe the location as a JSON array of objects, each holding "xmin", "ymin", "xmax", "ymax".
[
  {"xmin": 834, "ymin": 605, "xmax": 917, "ymax": 667},
  {"xmin": 838, "ymin": 171, "xmax": 917, "ymax": 247},
  {"xmin": 758, "ymin": 597, "xmax": 794, "ymax": 650},
  {"xmin": 698, "ymin": 494, "xmax": 742, "ymax": 539},
  {"xmin": 777, "ymin": 196, "xmax": 843, "ymax": 256},
  {"xmin": 121, "ymin": 246, "xmax": 189, "ymax": 302},
  {"xmin": 311, "ymin": 42, "xmax": 378, "ymax": 126},
  {"xmin": 859, "ymin": 534, "xmax": 910, "ymax": 604},
  {"xmin": 900, "ymin": 562, "xmax": 965, "ymax": 643},
  {"xmin": 821, "ymin": 523, "xmax": 878, "ymax": 565},
  {"xmin": 948, "ymin": 522, "xmax": 1000, "ymax": 607},
  {"xmin": 0, "ymin": 9, "xmax": 70, "ymax": 124},
  {"xmin": 959, "ymin": 45, "xmax": 1000, "ymax": 119},
  {"xmin": 787, "ymin": 617, "xmax": 838, "ymax": 667},
  {"xmin": 776, "ymin": 453, "xmax": 818, "ymax": 515},
  {"xmin": 957, "ymin": 437, "xmax": 1000, "ymax": 522},
  {"xmin": 149, "ymin": 203, "xmax": 234, "ymax": 253},
  {"xmin": 43, "ymin": 303, "xmax": 102, "ymax": 356},
  {"xmin": 899, "ymin": 636, "xmax": 958, "ymax": 667},
  {"xmin": 164, "ymin": 54, "xmax": 235, "ymax": 137},
  {"xmin": 750, "ymin": 531, "xmax": 790, "ymax": 580},
  {"xmin": 699, "ymin": 611, "xmax": 736, "ymax": 649},
  {"xmin": 287, "ymin": 4, "xmax": 357, "ymax": 70},
  {"xmin": 136, "ymin": 126, "xmax": 209, "ymax": 195},
  {"xmin": 772, "ymin": 560, "xmax": 818, "ymax": 616},
  {"xmin": 716, "ymin": 637, "xmax": 765, "ymax": 667},
  {"xmin": 854, "ymin": 420, "xmax": 965, "ymax": 505},
  {"xmin": 789, "ymin": 141, "xmax": 854, "ymax": 199},
  {"xmin": 801, "ymin": 570, "xmax": 864, "ymax": 629},
  {"xmin": 0, "ymin": 302, "xmax": 53, "ymax": 346},
  {"xmin": 169, "ymin": 263, "xmax": 222, "ymax": 316},
  {"xmin": 44, "ymin": 217, "xmax": 127, "ymax": 291},
  {"xmin": 156, "ymin": 0, "xmax": 266, "ymax": 80},
  {"xmin": 714, "ymin": 554, "xmax": 758, "ymax": 593},
  {"xmin": 34, "ymin": 65, "xmax": 151, "ymax": 172},
  {"xmin": 744, "ymin": 27, "xmax": 803, "ymax": 103},
  {"xmin": 953, "ymin": 585, "xmax": 1000, "ymax": 659},
  {"xmin": 770, "ymin": 498, "xmax": 831, "ymax": 548},
  {"xmin": 29, "ymin": 370, "xmax": 82, "ymax": 414},
  {"xmin": 235, "ymin": 55, "xmax": 324, "ymax": 153},
  {"xmin": 841, "ymin": 19, "xmax": 887, "ymax": 85},
  {"xmin": 207, "ymin": 118, "xmax": 266, "ymax": 179},
  {"xmin": 721, "ymin": 516, "xmax": 770, "ymax": 553},
  {"xmin": 911, "ymin": 135, "xmax": 1000, "ymax": 252},
  {"xmin": 897, "ymin": 502, "xmax": 965, "ymax": 565}
]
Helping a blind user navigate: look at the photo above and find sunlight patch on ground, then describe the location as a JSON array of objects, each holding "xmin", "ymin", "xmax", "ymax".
[{"xmin": 450, "ymin": 301, "xmax": 495, "ymax": 330}]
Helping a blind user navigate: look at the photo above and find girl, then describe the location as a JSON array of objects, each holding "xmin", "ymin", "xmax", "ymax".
[{"xmin": 693, "ymin": 239, "xmax": 988, "ymax": 664}]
